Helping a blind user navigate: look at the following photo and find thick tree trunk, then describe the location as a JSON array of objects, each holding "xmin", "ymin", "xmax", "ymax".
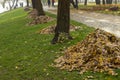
[
  {"xmin": 106, "ymin": 0, "xmax": 109, "ymax": 4},
  {"xmin": 106, "ymin": 0, "xmax": 113, "ymax": 4},
  {"xmin": 95, "ymin": 0, "xmax": 101, "ymax": 5},
  {"xmin": 31, "ymin": 0, "xmax": 45, "ymax": 16},
  {"xmin": 75, "ymin": 0, "xmax": 78, "ymax": 9},
  {"xmin": 51, "ymin": 0, "xmax": 72, "ymax": 44},
  {"xmin": 84, "ymin": 0, "xmax": 87, "ymax": 5},
  {"xmin": 14, "ymin": 0, "xmax": 18, "ymax": 9},
  {"xmin": 1, "ymin": 0, "xmax": 6, "ymax": 8},
  {"xmin": 109, "ymin": 0, "xmax": 113, "ymax": 4},
  {"xmin": 31, "ymin": 0, "xmax": 35, "ymax": 8},
  {"xmin": 102, "ymin": 0, "xmax": 106, "ymax": 5},
  {"xmin": 8, "ymin": 0, "xmax": 16, "ymax": 10}
]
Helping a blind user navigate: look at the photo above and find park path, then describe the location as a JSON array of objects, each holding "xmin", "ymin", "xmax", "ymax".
[{"xmin": 44, "ymin": 6, "xmax": 120, "ymax": 38}]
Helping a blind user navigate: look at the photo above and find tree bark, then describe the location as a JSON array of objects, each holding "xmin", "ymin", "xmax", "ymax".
[
  {"xmin": 115, "ymin": 0, "xmax": 117, "ymax": 4},
  {"xmin": 106, "ymin": 0, "xmax": 113, "ymax": 4},
  {"xmin": 31, "ymin": 0, "xmax": 45, "ymax": 16},
  {"xmin": 31, "ymin": 0, "xmax": 35, "ymax": 8},
  {"xmin": 51, "ymin": 0, "xmax": 72, "ymax": 44},
  {"xmin": 84, "ymin": 0, "xmax": 87, "ymax": 5},
  {"xmin": 109, "ymin": 0, "xmax": 113, "ymax": 4},
  {"xmin": 70, "ymin": 0, "xmax": 76, "ymax": 8},
  {"xmin": 95, "ymin": 0, "xmax": 101, "ymax": 5},
  {"xmin": 102, "ymin": 0, "xmax": 106, "ymax": 5},
  {"xmin": 26, "ymin": 0, "xmax": 29, "ymax": 7}
]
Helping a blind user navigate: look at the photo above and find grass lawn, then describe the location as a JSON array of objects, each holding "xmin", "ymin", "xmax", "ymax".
[{"xmin": 0, "ymin": 8, "xmax": 120, "ymax": 80}]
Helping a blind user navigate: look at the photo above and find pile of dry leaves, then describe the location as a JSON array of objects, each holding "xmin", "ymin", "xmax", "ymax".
[
  {"xmin": 54, "ymin": 28, "xmax": 120, "ymax": 75},
  {"xmin": 28, "ymin": 9, "xmax": 53, "ymax": 25},
  {"xmin": 37, "ymin": 25, "xmax": 81, "ymax": 34}
]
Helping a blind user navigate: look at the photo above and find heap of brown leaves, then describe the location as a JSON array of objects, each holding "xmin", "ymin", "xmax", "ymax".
[
  {"xmin": 28, "ymin": 9, "xmax": 38, "ymax": 19},
  {"xmin": 28, "ymin": 9, "xmax": 53, "ymax": 25},
  {"xmin": 54, "ymin": 29, "xmax": 120, "ymax": 75},
  {"xmin": 37, "ymin": 25, "xmax": 81, "ymax": 34}
]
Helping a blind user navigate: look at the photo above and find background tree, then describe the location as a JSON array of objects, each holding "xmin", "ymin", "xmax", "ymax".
[
  {"xmin": 102, "ymin": 0, "xmax": 106, "ymax": 5},
  {"xmin": 84, "ymin": 0, "xmax": 87, "ymax": 5},
  {"xmin": 106, "ymin": 0, "xmax": 113, "ymax": 4},
  {"xmin": 51, "ymin": 0, "xmax": 72, "ymax": 44},
  {"xmin": 26, "ymin": 0, "xmax": 29, "ymax": 7},
  {"xmin": 70, "ymin": 0, "xmax": 76, "ymax": 8},
  {"xmin": 95, "ymin": 0, "xmax": 101, "ymax": 5},
  {"xmin": 14, "ymin": 0, "xmax": 18, "ymax": 9},
  {"xmin": 31, "ymin": 0, "xmax": 35, "ymax": 8},
  {"xmin": 31, "ymin": 0, "xmax": 45, "ymax": 16},
  {"xmin": 0, "ymin": 0, "xmax": 7, "ymax": 8},
  {"xmin": 75, "ymin": 0, "xmax": 78, "ymax": 9},
  {"xmin": 8, "ymin": 0, "xmax": 18, "ymax": 10}
]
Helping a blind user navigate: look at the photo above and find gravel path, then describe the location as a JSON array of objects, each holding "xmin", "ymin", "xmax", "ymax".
[
  {"xmin": 71, "ymin": 10, "xmax": 120, "ymax": 38},
  {"xmin": 44, "ymin": 7, "xmax": 120, "ymax": 38}
]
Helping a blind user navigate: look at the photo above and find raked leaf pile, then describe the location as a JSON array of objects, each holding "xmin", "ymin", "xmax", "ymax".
[{"xmin": 54, "ymin": 29, "xmax": 120, "ymax": 75}]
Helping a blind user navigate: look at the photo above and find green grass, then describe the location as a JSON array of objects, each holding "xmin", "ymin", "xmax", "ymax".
[{"xmin": 0, "ymin": 8, "xmax": 120, "ymax": 80}]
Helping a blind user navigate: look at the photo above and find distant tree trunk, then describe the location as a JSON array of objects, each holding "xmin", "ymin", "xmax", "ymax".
[
  {"xmin": 106, "ymin": 0, "xmax": 109, "ymax": 4},
  {"xmin": 75, "ymin": 0, "xmax": 78, "ymax": 9},
  {"xmin": 109, "ymin": 0, "xmax": 113, "ymax": 4},
  {"xmin": 102, "ymin": 0, "xmax": 106, "ymax": 5},
  {"xmin": 106, "ymin": 0, "xmax": 112, "ymax": 4},
  {"xmin": 51, "ymin": 0, "xmax": 72, "ymax": 44},
  {"xmin": 118, "ymin": 0, "xmax": 120, "ymax": 2},
  {"xmin": 14, "ymin": 0, "xmax": 18, "ymax": 9},
  {"xmin": 31, "ymin": 0, "xmax": 45, "ymax": 16},
  {"xmin": 95, "ymin": 0, "xmax": 101, "ymax": 5},
  {"xmin": 84, "ymin": 0, "xmax": 87, "ymax": 5},
  {"xmin": 115, "ymin": 0, "xmax": 117, "ymax": 4},
  {"xmin": 26, "ymin": 0, "xmax": 29, "ymax": 7},
  {"xmin": 70, "ymin": 0, "xmax": 76, "ymax": 8},
  {"xmin": 1, "ymin": 0, "xmax": 6, "ymax": 8}
]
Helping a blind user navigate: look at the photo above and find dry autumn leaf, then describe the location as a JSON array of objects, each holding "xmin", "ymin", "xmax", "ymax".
[{"xmin": 54, "ymin": 28, "xmax": 120, "ymax": 75}]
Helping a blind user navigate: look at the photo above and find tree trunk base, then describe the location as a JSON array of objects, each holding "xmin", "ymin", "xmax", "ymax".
[
  {"xmin": 51, "ymin": 33, "xmax": 59, "ymax": 44},
  {"xmin": 51, "ymin": 33, "xmax": 73, "ymax": 44}
]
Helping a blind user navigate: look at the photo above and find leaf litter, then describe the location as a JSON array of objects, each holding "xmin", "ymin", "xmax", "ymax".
[
  {"xmin": 27, "ymin": 9, "xmax": 53, "ymax": 25},
  {"xmin": 36, "ymin": 25, "xmax": 81, "ymax": 34},
  {"xmin": 54, "ymin": 28, "xmax": 120, "ymax": 76}
]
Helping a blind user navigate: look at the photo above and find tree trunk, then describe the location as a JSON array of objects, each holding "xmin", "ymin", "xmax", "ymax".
[
  {"xmin": 75, "ymin": 0, "xmax": 78, "ymax": 9},
  {"xmin": 95, "ymin": 0, "xmax": 101, "ymax": 5},
  {"xmin": 1, "ymin": 0, "xmax": 6, "ymax": 8},
  {"xmin": 84, "ymin": 0, "xmax": 87, "ymax": 5},
  {"xmin": 26, "ymin": 0, "xmax": 29, "ymax": 7},
  {"xmin": 109, "ymin": 0, "xmax": 113, "ymax": 4},
  {"xmin": 70, "ymin": 0, "xmax": 76, "ymax": 8},
  {"xmin": 14, "ymin": 0, "xmax": 18, "ymax": 9},
  {"xmin": 51, "ymin": 0, "xmax": 72, "ymax": 44},
  {"xmin": 102, "ymin": 0, "xmax": 106, "ymax": 5},
  {"xmin": 115, "ymin": 0, "xmax": 117, "ymax": 4},
  {"xmin": 31, "ymin": 0, "xmax": 45, "ymax": 16},
  {"xmin": 106, "ymin": 0, "xmax": 112, "ymax": 4},
  {"xmin": 8, "ymin": 0, "xmax": 16, "ymax": 10}
]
